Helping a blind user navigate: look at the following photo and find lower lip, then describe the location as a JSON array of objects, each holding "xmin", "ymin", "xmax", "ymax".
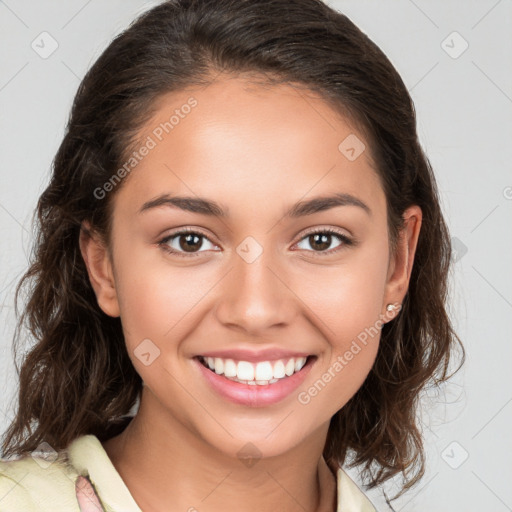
[{"xmin": 194, "ymin": 356, "xmax": 315, "ymax": 407}]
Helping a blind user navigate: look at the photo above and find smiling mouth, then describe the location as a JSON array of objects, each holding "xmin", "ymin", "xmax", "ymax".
[{"xmin": 196, "ymin": 355, "xmax": 315, "ymax": 386}]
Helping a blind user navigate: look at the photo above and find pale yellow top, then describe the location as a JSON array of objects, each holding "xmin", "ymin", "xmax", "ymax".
[{"xmin": 0, "ymin": 435, "xmax": 376, "ymax": 511}]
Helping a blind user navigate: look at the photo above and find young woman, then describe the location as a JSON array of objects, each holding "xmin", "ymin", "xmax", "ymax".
[{"xmin": 0, "ymin": 0, "xmax": 464, "ymax": 510}]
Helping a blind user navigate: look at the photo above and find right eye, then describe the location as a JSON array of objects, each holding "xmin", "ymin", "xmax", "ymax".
[{"xmin": 158, "ymin": 228, "xmax": 219, "ymax": 258}]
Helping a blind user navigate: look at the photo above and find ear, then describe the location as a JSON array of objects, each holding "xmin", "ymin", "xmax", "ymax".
[
  {"xmin": 79, "ymin": 220, "xmax": 120, "ymax": 318},
  {"xmin": 382, "ymin": 205, "xmax": 422, "ymax": 319}
]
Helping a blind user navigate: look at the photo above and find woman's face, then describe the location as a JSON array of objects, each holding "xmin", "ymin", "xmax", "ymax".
[{"xmin": 83, "ymin": 75, "xmax": 420, "ymax": 460}]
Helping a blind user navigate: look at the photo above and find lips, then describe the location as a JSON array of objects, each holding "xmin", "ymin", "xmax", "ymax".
[{"xmin": 193, "ymin": 353, "xmax": 316, "ymax": 407}]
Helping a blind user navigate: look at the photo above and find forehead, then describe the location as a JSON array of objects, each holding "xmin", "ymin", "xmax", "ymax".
[{"xmin": 112, "ymin": 76, "xmax": 385, "ymax": 219}]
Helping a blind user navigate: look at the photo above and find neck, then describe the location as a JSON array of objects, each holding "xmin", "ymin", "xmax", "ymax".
[{"xmin": 102, "ymin": 388, "xmax": 337, "ymax": 512}]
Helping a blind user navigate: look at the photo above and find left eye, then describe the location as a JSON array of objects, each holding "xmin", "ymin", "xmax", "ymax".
[{"xmin": 295, "ymin": 229, "xmax": 352, "ymax": 254}]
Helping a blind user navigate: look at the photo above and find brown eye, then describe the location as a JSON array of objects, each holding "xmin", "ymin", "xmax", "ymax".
[
  {"xmin": 159, "ymin": 229, "xmax": 218, "ymax": 257},
  {"xmin": 178, "ymin": 233, "xmax": 203, "ymax": 252},
  {"xmin": 295, "ymin": 229, "xmax": 353, "ymax": 254},
  {"xmin": 308, "ymin": 233, "xmax": 332, "ymax": 251}
]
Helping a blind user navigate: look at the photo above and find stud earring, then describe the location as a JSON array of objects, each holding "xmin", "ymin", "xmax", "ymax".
[{"xmin": 386, "ymin": 303, "xmax": 400, "ymax": 312}]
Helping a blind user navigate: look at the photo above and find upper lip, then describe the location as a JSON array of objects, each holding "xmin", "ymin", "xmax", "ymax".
[{"xmin": 196, "ymin": 348, "xmax": 313, "ymax": 363}]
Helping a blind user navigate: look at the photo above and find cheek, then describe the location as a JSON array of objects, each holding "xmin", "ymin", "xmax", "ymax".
[
  {"xmin": 294, "ymin": 243, "xmax": 387, "ymax": 411},
  {"xmin": 297, "ymin": 272, "xmax": 383, "ymax": 418},
  {"xmin": 300, "ymin": 241, "xmax": 389, "ymax": 341},
  {"xmin": 298, "ymin": 340, "xmax": 378, "ymax": 420},
  {"xmin": 113, "ymin": 244, "xmax": 216, "ymax": 347}
]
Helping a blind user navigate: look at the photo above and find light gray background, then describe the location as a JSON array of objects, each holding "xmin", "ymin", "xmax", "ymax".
[{"xmin": 0, "ymin": 1, "xmax": 511, "ymax": 511}]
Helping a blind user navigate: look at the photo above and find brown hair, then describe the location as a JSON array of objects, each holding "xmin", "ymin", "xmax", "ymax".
[{"xmin": 1, "ymin": 0, "xmax": 464, "ymax": 504}]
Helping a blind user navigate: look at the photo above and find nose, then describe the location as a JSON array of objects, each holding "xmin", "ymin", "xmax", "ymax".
[{"xmin": 214, "ymin": 243, "xmax": 297, "ymax": 335}]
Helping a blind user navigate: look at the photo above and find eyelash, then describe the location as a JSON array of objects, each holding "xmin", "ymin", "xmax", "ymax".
[{"xmin": 158, "ymin": 227, "xmax": 354, "ymax": 259}]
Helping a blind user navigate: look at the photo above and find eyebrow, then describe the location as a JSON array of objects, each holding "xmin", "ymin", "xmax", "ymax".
[{"xmin": 138, "ymin": 192, "xmax": 371, "ymax": 218}]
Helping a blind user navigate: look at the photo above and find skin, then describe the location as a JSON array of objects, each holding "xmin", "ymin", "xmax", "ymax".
[
  {"xmin": 80, "ymin": 74, "xmax": 422, "ymax": 512},
  {"xmin": 75, "ymin": 476, "xmax": 104, "ymax": 512}
]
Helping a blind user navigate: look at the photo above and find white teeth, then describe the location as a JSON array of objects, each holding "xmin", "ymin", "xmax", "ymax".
[
  {"xmin": 214, "ymin": 358, "xmax": 224, "ymax": 374},
  {"xmin": 285, "ymin": 359, "xmax": 295, "ymax": 376},
  {"xmin": 223, "ymin": 359, "xmax": 237, "ymax": 377},
  {"xmin": 237, "ymin": 361, "xmax": 255, "ymax": 381},
  {"xmin": 273, "ymin": 360, "xmax": 285, "ymax": 379},
  {"xmin": 221, "ymin": 376, "xmax": 280, "ymax": 385},
  {"xmin": 200, "ymin": 355, "xmax": 310, "ymax": 385},
  {"xmin": 295, "ymin": 357, "xmax": 307, "ymax": 372},
  {"xmin": 255, "ymin": 361, "xmax": 273, "ymax": 381}
]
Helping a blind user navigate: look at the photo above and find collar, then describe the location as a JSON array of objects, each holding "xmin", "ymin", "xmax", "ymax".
[{"xmin": 68, "ymin": 435, "xmax": 376, "ymax": 511}]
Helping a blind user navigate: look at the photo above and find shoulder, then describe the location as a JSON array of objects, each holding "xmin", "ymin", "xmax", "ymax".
[
  {"xmin": 1, "ymin": 433, "xmax": 141, "ymax": 512},
  {"xmin": 0, "ymin": 445, "xmax": 81, "ymax": 511},
  {"xmin": 336, "ymin": 466, "xmax": 377, "ymax": 512}
]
